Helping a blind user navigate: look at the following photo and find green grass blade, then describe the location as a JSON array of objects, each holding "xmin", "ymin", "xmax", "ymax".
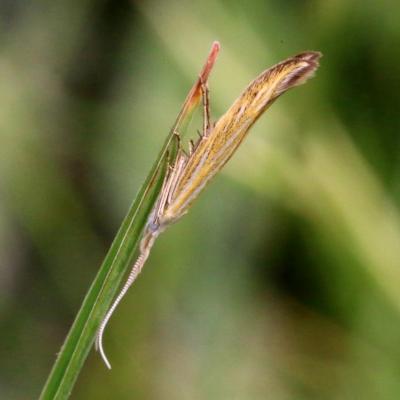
[{"xmin": 38, "ymin": 42, "xmax": 220, "ymax": 400}]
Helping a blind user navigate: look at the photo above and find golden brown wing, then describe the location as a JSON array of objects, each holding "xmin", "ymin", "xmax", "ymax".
[{"xmin": 163, "ymin": 51, "xmax": 321, "ymax": 222}]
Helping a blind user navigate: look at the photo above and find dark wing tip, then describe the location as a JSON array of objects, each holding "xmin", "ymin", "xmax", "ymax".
[
  {"xmin": 272, "ymin": 51, "xmax": 322, "ymax": 97},
  {"xmin": 294, "ymin": 51, "xmax": 323, "ymax": 63},
  {"xmin": 290, "ymin": 51, "xmax": 322, "ymax": 85}
]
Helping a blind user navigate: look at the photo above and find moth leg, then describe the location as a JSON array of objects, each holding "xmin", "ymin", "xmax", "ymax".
[
  {"xmin": 172, "ymin": 128, "xmax": 181, "ymax": 143},
  {"xmin": 200, "ymin": 80, "xmax": 211, "ymax": 136},
  {"xmin": 167, "ymin": 153, "xmax": 187, "ymax": 204}
]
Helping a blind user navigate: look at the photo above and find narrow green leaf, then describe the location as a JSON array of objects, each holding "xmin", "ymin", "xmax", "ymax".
[{"xmin": 39, "ymin": 42, "xmax": 220, "ymax": 400}]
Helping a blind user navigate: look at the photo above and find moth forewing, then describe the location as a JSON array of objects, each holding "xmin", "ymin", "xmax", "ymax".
[
  {"xmin": 162, "ymin": 51, "xmax": 321, "ymax": 222},
  {"xmin": 207, "ymin": 52, "xmax": 321, "ymax": 166}
]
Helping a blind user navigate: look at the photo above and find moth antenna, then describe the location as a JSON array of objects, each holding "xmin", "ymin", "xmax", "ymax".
[{"xmin": 95, "ymin": 248, "xmax": 151, "ymax": 369}]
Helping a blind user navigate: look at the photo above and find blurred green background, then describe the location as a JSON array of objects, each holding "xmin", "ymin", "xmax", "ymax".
[{"xmin": 1, "ymin": 0, "xmax": 400, "ymax": 399}]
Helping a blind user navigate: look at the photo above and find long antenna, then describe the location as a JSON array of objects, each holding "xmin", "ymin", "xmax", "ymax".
[{"xmin": 95, "ymin": 246, "xmax": 151, "ymax": 369}]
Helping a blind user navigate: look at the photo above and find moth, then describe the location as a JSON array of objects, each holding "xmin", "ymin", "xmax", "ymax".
[{"xmin": 96, "ymin": 42, "xmax": 321, "ymax": 368}]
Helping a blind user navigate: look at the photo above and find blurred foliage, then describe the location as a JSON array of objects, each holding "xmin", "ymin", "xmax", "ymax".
[{"xmin": 1, "ymin": 0, "xmax": 400, "ymax": 399}]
